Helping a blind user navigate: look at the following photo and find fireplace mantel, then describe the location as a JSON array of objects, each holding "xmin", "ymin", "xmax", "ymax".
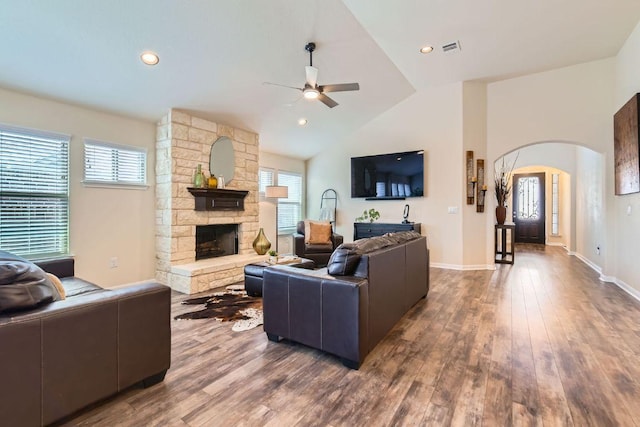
[{"xmin": 187, "ymin": 187, "xmax": 249, "ymax": 211}]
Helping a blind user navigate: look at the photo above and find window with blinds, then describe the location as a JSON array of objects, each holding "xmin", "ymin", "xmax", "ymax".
[
  {"xmin": 277, "ymin": 171, "xmax": 302, "ymax": 232},
  {"xmin": 84, "ymin": 139, "xmax": 147, "ymax": 186},
  {"xmin": 0, "ymin": 124, "xmax": 70, "ymax": 258},
  {"xmin": 551, "ymin": 173, "xmax": 559, "ymax": 235},
  {"xmin": 259, "ymin": 168, "xmax": 274, "ymax": 194}
]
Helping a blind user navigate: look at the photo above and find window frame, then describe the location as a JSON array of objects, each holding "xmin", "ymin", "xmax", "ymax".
[
  {"xmin": 83, "ymin": 138, "xmax": 148, "ymax": 189},
  {"xmin": 276, "ymin": 171, "xmax": 303, "ymax": 235},
  {"xmin": 259, "ymin": 167, "xmax": 304, "ymax": 235},
  {"xmin": 551, "ymin": 173, "xmax": 560, "ymax": 236},
  {"xmin": 0, "ymin": 123, "xmax": 70, "ymax": 259}
]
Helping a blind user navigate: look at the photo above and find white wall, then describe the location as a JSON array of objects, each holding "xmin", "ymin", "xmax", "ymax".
[
  {"xmin": 307, "ymin": 83, "xmax": 464, "ymax": 267},
  {"xmin": 462, "ymin": 82, "xmax": 489, "ymax": 268},
  {"xmin": 613, "ymin": 20, "xmax": 640, "ymax": 293},
  {"xmin": 575, "ymin": 148, "xmax": 606, "ymax": 267},
  {"xmin": 258, "ymin": 151, "xmax": 306, "ymax": 254},
  {"xmin": 0, "ymin": 87, "xmax": 156, "ymax": 287}
]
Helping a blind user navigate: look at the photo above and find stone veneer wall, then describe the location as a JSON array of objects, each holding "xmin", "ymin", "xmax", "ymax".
[{"xmin": 155, "ymin": 109, "xmax": 259, "ymax": 293}]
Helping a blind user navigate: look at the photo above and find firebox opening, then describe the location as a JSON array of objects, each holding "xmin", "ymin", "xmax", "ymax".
[{"xmin": 195, "ymin": 224, "xmax": 239, "ymax": 260}]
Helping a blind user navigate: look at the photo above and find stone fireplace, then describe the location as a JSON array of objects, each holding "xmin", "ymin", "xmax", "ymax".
[{"xmin": 155, "ymin": 109, "xmax": 265, "ymax": 294}]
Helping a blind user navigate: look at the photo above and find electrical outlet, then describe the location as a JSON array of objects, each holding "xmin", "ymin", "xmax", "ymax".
[
  {"xmin": 109, "ymin": 257, "xmax": 118, "ymax": 268},
  {"xmin": 447, "ymin": 206, "xmax": 459, "ymax": 214},
  {"xmin": 596, "ymin": 246, "xmax": 600, "ymax": 255}
]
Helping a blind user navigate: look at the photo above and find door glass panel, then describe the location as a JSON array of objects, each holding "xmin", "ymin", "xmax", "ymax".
[{"xmin": 517, "ymin": 177, "xmax": 540, "ymax": 220}]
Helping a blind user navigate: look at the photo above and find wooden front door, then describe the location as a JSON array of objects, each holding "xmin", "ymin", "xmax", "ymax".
[{"xmin": 513, "ymin": 172, "xmax": 545, "ymax": 244}]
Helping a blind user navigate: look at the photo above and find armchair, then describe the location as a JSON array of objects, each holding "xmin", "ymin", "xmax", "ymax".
[{"xmin": 293, "ymin": 220, "xmax": 343, "ymax": 267}]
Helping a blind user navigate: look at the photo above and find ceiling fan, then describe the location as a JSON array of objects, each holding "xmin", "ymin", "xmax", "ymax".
[{"xmin": 265, "ymin": 42, "xmax": 360, "ymax": 108}]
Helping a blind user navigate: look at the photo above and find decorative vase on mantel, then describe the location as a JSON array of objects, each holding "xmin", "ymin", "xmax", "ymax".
[
  {"xmin": 193, "ymin": 164, "xmax": 206, "ymax": 188},
  {"xmin": 252, "ymin": 228, "xmax": 271, "ymax": 255},
  {"xmin": 495, "ymin": 206, "xmax": 507, "ymax": 225}
]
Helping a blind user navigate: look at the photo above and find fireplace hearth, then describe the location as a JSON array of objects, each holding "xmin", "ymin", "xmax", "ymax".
[{"xmin": 196, "ymin": 224, "xmax": 238, "ymax": 260}]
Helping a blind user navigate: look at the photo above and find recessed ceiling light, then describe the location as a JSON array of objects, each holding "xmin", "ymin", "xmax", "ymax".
[
  {"xmin": 298, "ymin": 118, "xmax": 308, "ymax": 126},
  {"xmin": 419, "ymin": 46, "xmax": 434, "ymax": 54},
  {"xmin": 140, "ymin": 51, "xmax": 159, "ymax": 65}
]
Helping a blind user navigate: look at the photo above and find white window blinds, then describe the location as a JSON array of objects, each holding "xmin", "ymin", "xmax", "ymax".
[
  {"xmin": 84, "ymin": 139, "xmax": 147, "ymax": 186},
  {"xmin": 277, "ymin": 172, "xmax": 302, "ymax": 231},
  {"xmin": 552, "ymin": 173, "xmax": 559, "ymax": 235},
  {"xmin": 259, "ymin": 169, "xmax": 274, "ymax": 193},
  {"xmin": 0, "ymin": 124, "xmax": 70, "ymax": 258}
]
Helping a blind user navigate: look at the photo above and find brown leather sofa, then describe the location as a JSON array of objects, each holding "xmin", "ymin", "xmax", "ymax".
[
  {"xmin": 292, "ymin": 220, "xmax": 344, "ymax": 267},
  {"xmin": 0, "ymin": 254, "xmax": 171, "ymax": 426},
  {"xmin": 263, "ymin": 231, "xmax": 429, "ymax": 369}
]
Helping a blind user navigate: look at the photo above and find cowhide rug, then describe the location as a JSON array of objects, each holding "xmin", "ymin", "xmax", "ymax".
[{"xmin": 174, "ymin": 287, "xmax": 263, "ymax": 331}]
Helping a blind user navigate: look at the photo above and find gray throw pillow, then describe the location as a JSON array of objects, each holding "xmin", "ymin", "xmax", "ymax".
[{"xmin": 0, "ymin": 250, "xmax": 61, "ymax": 313}]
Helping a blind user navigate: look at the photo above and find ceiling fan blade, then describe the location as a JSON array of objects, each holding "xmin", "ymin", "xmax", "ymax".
[
  {"xmin": 318, "ymin": 93, "xmax": 338, "ymax": 108},
  {"xmin": 262, "ymin": 82, "xmax": 303, "ymax": 91},
  {"xmin": 305, "ymin": 66, "xmax": 318, "ymax": 87},
  {"xmin": 319, "ymin": 83, "xmax": 360, "ymax": 93}
]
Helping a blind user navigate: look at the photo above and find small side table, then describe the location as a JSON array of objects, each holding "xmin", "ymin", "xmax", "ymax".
[{"xmin": 495, "ymin": 224, "xmax": 515, "ymax": 264}]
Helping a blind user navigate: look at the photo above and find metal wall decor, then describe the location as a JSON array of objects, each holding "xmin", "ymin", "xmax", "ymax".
[
  {"xmin": 476, "ymin": 159, "xmax": 486, "ymax": 212},
  {"xmin": 466, "ymin": 151, "xmax": 475, "ymax": 204}
]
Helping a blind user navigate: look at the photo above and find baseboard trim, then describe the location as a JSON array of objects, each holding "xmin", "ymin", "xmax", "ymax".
[
  {"xmin": 612, "ymin": 278, "xmax": 640, "ymax": 303},
  {"xmin": 571, "ymin": 252, "xmax": 640, "ymax": 303},
  {"xmin": 572, "ymin": 252, "xmax": 602, "ymax": 274},
  {"xmin": 431, "ymin": 263, "xmax": 495, "ymax": 271}
]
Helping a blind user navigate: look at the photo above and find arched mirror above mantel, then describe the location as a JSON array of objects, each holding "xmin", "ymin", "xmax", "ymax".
[{"xmin": 209, "ymin": 136, "xmax": 235, "ymax": 184}]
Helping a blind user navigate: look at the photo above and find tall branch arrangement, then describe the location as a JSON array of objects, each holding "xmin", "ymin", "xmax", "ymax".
[{"xmin": 494, "ymin": 152, "xmax": 519, "ymax": 207}]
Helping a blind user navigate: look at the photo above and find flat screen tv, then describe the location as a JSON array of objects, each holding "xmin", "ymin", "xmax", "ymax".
[{"xmin": 351, "ymin": 150, "xmax": 424, "ymax": 199}]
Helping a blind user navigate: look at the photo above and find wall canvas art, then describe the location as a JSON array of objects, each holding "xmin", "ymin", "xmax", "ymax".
[{"xmin": 614, "ymin": 93, "xmax": 640, "ymax": 195}]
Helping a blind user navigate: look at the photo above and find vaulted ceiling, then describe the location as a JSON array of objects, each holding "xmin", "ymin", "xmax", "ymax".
[{"xmin": 1, "ymin": 1, "xmax": 639, "ymax": 159}]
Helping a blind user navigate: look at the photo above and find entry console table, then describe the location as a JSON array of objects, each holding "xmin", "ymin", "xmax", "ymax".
[
  {"xmin": 495, "ymin": 224, "xmax": 515, "ymax": 264},
  {"xmin": 353, "ymin": 222, "xmax": 421, "ymax": 240}
]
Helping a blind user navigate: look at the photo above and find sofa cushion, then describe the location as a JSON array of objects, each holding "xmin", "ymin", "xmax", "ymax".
[
  {"xmin": 61, "ymin": 277, "xmax": 104, "ymax": 298},
  {"xmin": 304, "ymin": 220, "xmax": 332, "ymax": 244},
  {"xmin": 327, "ymin": 243, "xmax": 361, "ymax": 276},
  {"xmin": 0, "ymin": 250, "xmax": 62, "ymax": 313},
  {"xmin": 353, "ymin": 230, "xmax": 422, "ymax": 254},
  {"xmin": 304, "ymin": 243, "xmax": 334, "ymax": 254}
]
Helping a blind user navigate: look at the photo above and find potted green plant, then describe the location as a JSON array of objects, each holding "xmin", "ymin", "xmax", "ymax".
[
  {"xmin": 355, "ymin": 208, "xmax": 380, "ymax": 223},
  {"xmin": 268, "ymin": 250, "xmax": 278, "ymax": 264}
]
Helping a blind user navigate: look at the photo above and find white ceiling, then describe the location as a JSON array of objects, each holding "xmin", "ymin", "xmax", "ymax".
[{"xmin": 1, "ymin": 1, "xmax": 639, "ymax": 159}]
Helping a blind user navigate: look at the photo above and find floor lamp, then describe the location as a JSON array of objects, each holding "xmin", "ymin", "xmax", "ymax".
[{"xmin": 265, "ymin": 185, "xmax": 288, "ymax": 252}]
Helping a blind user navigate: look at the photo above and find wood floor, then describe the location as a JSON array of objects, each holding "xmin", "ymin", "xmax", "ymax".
[{"xmin": 62, "ymin": 245, "xmax": 640, "ymax": 426}]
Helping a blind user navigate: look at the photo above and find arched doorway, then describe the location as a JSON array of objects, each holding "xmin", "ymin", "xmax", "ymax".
[{"xmin": 494, "ymin": 141, "xmax": 604, "ymax": 255}]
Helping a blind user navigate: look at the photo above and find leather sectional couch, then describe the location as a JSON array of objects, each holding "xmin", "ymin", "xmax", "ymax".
[
  {"xmin": 263, "ymin": 231, "xmax": 429, "ymax": 369},
  {"xmin": 0, "ymin": 252, "xmax": 171, "ymax": 426}
]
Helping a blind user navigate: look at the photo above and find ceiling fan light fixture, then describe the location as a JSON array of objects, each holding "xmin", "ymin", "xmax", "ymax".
[
  {"xmin": 303, "ymin": 88, "xmax": 320, "ymax": 99},
  {"xmin": 140, "ymin": 51, "xmax": 159, "ymax": 65}
]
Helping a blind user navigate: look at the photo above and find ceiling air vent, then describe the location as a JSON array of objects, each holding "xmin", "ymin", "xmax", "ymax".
[{"xmin": 442, "ymin": 41, "xmax": 461, "ymax": 53}]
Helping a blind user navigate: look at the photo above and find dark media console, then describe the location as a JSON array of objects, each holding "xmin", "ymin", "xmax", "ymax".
[{"xmin": 353, "ymin": 222, "xmax": 421, "ymax": 240}]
